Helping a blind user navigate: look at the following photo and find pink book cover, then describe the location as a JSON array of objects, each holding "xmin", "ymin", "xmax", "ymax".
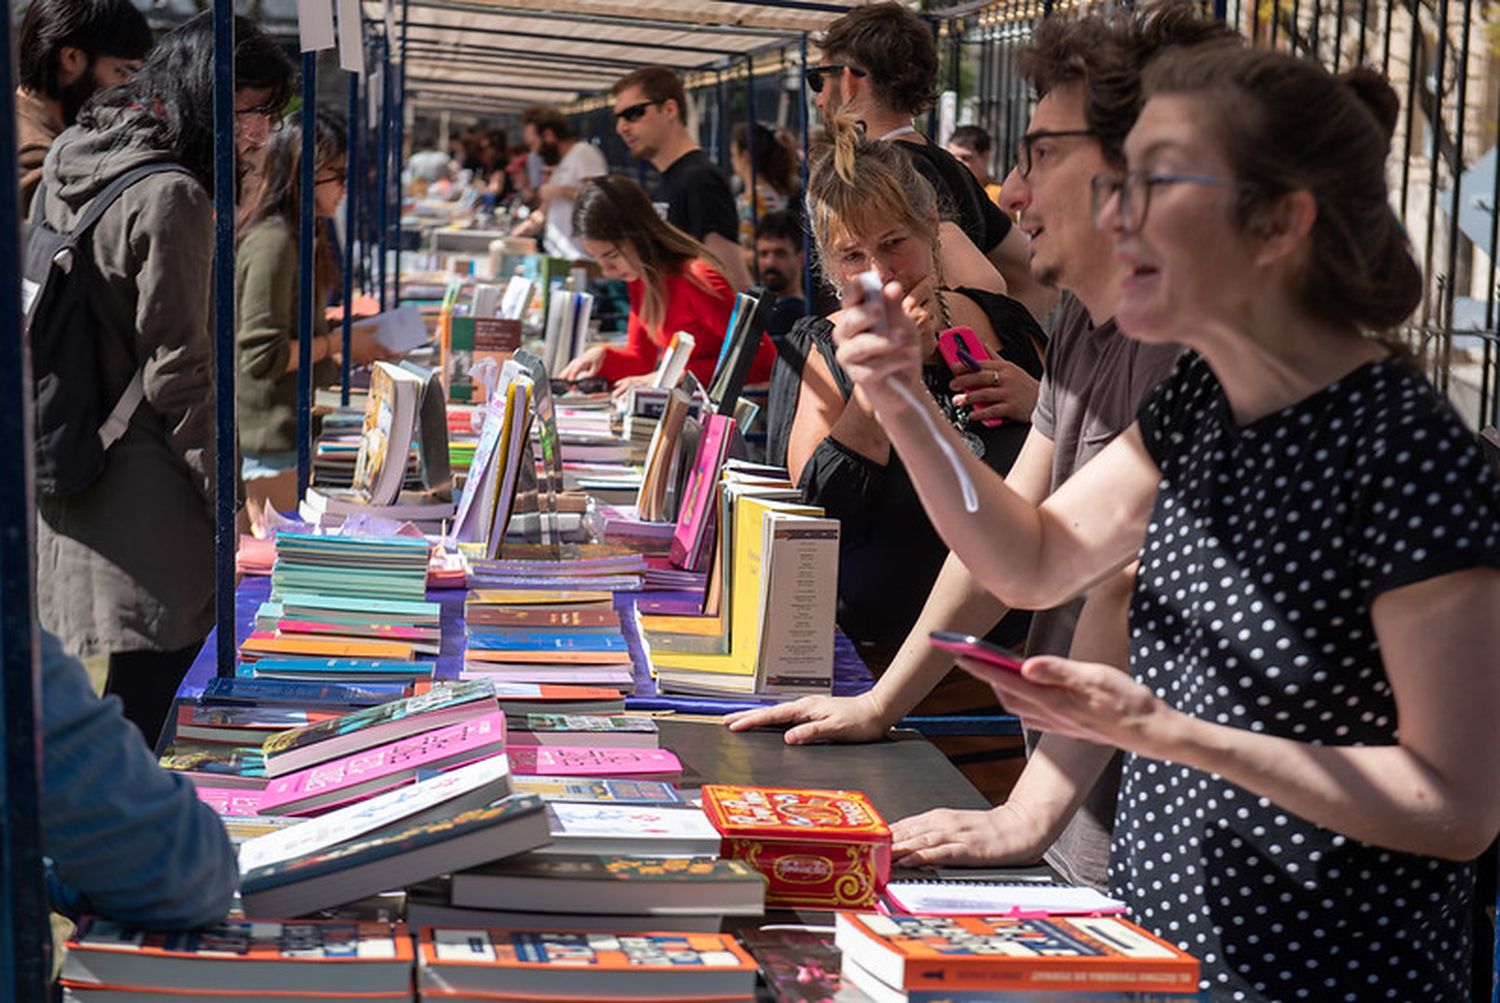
[
  {"xmin": 507, "ymin": 745, "xmax": 681, "ymax": 778},
  {"xmin": 668, "ymin": 415, "xmax": 733, "ymax": 572},
  {"xmin": 257, "ymin": 711, "xmax": 508, "ymax": 815},
  {"xmin": 194, "ymin": 787, "xmax": 264, "ymax": 816}
]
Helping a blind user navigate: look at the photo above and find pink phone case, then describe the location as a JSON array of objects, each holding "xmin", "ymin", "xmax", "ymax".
[
  {"xmin": 936, "ymin": 328, "xmax": 1005, "ymax": 428},
  {"xmin": 928, "ymin": 632, "xmax": 1025, "ymax": 673}
]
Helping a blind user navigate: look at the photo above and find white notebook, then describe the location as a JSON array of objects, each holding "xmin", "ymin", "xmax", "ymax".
[{"xmin": 883, "ymin": 880, "xmax": 1126, "ymax": 917}]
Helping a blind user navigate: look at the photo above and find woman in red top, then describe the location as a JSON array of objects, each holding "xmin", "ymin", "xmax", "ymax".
[{"xmin": 561, "ymin": 175, "xmax": 774, "ymax": 393}]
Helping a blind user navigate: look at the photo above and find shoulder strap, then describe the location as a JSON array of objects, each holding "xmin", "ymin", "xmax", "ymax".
[
  {"xmin": 70, "ymin": 162, "xmax": 192, "ymax": 239},
  {"xmin": 98, "ymin": 370, "xmax": 145, "ymax": 450}
]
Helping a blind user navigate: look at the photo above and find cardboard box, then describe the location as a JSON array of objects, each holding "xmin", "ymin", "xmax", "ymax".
[{"xmin": 699, "ymin": 785, "xmax": 891, "ymax": 909}]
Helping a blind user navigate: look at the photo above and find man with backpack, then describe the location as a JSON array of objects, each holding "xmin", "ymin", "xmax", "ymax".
[{"xmin": 29, "ymin": 12, "xmax": 293, "ymax": 746}]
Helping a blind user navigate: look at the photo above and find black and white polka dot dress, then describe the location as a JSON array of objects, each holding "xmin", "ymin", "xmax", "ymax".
[{"xmin": 1115, "ymin": 352, "xmax": 1500, "ymax": 1001}]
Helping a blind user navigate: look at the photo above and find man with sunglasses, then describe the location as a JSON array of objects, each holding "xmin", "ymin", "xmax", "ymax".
[
  {"xmin": 610, "ymin": 66, "xmax": 751, "ymax": 291},
  {"xmin": 16, "ymin": 0, "xmax": 152, "ymax": 214},
  {"xmin": 728, "ymin": 1, "xmax": 1235, "ymax": 892},
  {"xmin": 810, "ymin": 3, "xmax": 1053, "ymax": 323}
]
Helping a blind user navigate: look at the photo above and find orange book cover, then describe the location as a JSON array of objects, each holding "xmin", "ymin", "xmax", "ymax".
[
  {"xmin": 699, "ymin": 786, "xmax": 892, "ymax": 910},
  {"xmin": 491, "ymin": 683, "xmax": 625, "ymax": 702},
  {"xmin": 239, "ymin": 632, "xmax": 414, "ymax": 662},
  {"xmin": 416, "ymin": 926, "xmax": 756, "ymax": 1001},
  {"xmin": 834, "ymin": 913, "xmax": 1201, "ymax": 994}
]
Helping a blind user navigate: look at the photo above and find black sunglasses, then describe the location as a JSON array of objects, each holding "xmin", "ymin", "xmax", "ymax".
[
  {"xmin": 614, "ymin": 99, "xmax": 663, "ymax": 123},
  {"xmin": 806, "ymin": 64, "xmax": 866, "ymax": 94}
]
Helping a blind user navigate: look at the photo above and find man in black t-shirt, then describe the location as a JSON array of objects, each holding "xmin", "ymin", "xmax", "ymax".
[
  {"xmin": 610, "ymin": 65, "xmax": 751, "ymax": 291},
  {"xmin": 811, "ymin": 3, "xmax": 1055, "ymax": 322}
]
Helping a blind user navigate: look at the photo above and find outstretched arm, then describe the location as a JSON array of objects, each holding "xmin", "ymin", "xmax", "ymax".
[
  {"xmin": 833, "ymin": 279, "xmax": 1157, "ymax": 610},
  {"xmin": 971, "ymin": 567, "xmax": 1500, "ymax": 861}
]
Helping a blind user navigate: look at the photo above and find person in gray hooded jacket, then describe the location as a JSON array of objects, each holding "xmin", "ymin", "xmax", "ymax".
[{"xmin": 34, "ymin": 12, "xmax": 292, "ymax": 745}]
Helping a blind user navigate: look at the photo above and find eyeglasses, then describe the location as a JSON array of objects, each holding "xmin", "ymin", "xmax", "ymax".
[
  {"xmin": 806, "ymin": 64, "xmax": 866, "ymax": 94},
  {"xmin": 1014, "ymin": 129, "xmax": 1095, "ymax": 179},
  {"xmin": 1090, "ymin": 170, "xmax": 1240, "ymax": 232},
  {"xmin": 613, "ymin": 100, "xmax": 662, "ymax": 123}
]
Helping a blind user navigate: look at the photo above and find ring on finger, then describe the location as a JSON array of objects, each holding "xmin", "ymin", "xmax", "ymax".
[{"xmin": 991, "ymin": 370, "xmax": 1000, "ymax": 387}]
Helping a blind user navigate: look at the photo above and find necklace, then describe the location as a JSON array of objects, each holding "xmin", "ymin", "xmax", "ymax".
[{"xmin": 878, "ymin": 124, "xmax": 918, "ymax": 141}]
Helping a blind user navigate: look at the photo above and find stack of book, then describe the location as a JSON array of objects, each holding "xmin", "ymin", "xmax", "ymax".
[
  {"xmin": 409, "ymin": 853, "xmax": 763, "ymax": 933},
  {"xmin": 447, "ymin": 359, "xmax": 535, "ymax": 558},
  {"xmin": 834, "ymin": 912, "xmax": 1202, "ymax": 1002},
  {"xmin": 61, "ymin": 919, "xmax": 415, "ymax": 1002},
  {"xmin": 270, "ymin": 532, "xmax": 432, "ymax": 603},
  {"xmin": 639, "ymin": 465, "xmax": 840, "ymax": 698},
  {"xmin": 462, "ymin": 588, "xmax": 635, "ymax": 692},
  {"xmin": 239, "ymin": 754, "xmax": 549, "ymax": 917},
  {"xmin": 239, "ymin": 593, "xmax": 442, "ymax": 680}
]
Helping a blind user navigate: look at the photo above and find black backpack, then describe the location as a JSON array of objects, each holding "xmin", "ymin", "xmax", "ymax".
[{"xmin": 23, "ymin": 162, "xmax": 191, "ymax": 496}]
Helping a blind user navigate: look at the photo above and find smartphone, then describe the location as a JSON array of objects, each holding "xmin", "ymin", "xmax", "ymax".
[
  {"xmin": 936, "ymin": 327, "xmax": 1005, "ymax": 429},
  {"xmin": 855, "ymin": 270, "xmax": 888, "ymax": 333},
  {"xmin": 928, "ymin": 631, "xmax": 1025, "ymax": 673}
]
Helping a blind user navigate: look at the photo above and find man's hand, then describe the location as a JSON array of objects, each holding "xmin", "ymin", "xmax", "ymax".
[
  {"xmin": 891, "ymin": 803, "xmax": 1049, "ymax": 868},
  {"xmin": 950, "ymin": 357, "xmax": 1041, "ymax": 424},
  {"xmin": 724, "ymin": 692, "xmax": 891, "ymax": 744}
]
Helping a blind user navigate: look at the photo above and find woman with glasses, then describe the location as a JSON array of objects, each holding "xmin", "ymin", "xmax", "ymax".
[
  {"xmin": 785, "ymin": 114, "xmax": 1044, "ymax": 668},
  {"xmin": 559, "ymin": 174, "xmax": 774, "ymax": 394},
  {"xmin": 235, "ymin": 110, "xmax": 393, "ymax": 514},
  {"xmin": 32, "ymin": 12, "xmax": 293, "ymax": 746},
  {"xmin": 834, "ymin": 46, "xmax": 1500, "ymax": 1001}
]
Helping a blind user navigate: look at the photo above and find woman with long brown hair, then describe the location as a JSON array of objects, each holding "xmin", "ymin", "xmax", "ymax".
[
  {"xmin": 559, "ymin": 174, "xmax": 775, "ymax": 391},
  {"xmin": 236, "ymin": 109, "xmax": 390, "ymax": 511}
]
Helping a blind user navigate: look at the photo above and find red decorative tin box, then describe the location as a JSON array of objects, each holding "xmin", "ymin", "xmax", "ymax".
[{"xmin": 698, "ymin": 785, "xmax": 892, "ymax": 909}]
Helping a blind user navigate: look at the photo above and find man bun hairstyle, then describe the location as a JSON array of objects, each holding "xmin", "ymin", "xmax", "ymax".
[
  {"xmin": 817, "ymin": 2, "xmax": 938, "ymax": 117},
  {"xmin": 610, "ymin": 65, "xmax": 689, "ymax": 125},
  {"xmin": 1144, "ymin": 46, "xmax": 1423, "ymax": 336},
  {"xmin": 1019, "ymin": 0, "xmax": 1238, "ymax": 169}
]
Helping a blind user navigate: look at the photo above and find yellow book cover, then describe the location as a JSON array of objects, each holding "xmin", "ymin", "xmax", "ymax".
[{"xmin": 467, "ymin": 590, "xmax": 614, "ymax": 606}]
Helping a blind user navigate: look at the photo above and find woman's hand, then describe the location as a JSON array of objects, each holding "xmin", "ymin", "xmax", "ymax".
[
  {"xmin": 891, "ymin": 803, "xmax": 1050, "ymax": 868},
  {"xmin": 724, "ymin": 692, "xmax": 892, "ymax": 744},
  {"xmin": 901, "ymin": 274, "xmax": 943, "ymax": 342},
  {"xmin": 559, "ymin": 345, "xmax": 606, "ymax": 382},
  {"xmin": 960, "ymin": 654, "xmax": 1181, "ymax": 760},
  {"xmin": 831, "ymin": 277, "xmax": 926, "ymax": 406},
  {"xmin": 951, "ymin": 357, "xmax": 1041, "ymax": 424},
  {"xmin": 610, "ymin": 372, "xmax": 655, "ymax": 400}
]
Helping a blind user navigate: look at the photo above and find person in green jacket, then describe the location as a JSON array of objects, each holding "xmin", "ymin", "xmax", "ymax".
[{"xmin": 236, "ymin": 108, "xmax": 391, "ymax": 513}]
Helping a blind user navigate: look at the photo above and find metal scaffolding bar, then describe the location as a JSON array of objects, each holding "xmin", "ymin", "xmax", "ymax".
[{"xmin": 213, "ymin": 1, "xmax": 237, "ymax": 676}]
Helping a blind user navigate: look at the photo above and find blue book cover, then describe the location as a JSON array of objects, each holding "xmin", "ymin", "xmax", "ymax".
[
  {"xmin": 465, "ymin": 633, "xmax": 628, "ymax": 653},
  {"xmin": 201, "ymin": 677, "xmax": 410, "ymax": 708}
]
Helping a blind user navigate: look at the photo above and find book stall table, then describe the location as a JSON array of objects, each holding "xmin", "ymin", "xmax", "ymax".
[{"xmin": 179, "ymin": 577, "xmax": 878, "ymax": 712}]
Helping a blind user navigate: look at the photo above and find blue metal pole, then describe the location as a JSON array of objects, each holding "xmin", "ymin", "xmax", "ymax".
[
  {"xmin": 743, "ymin": 57, "xmax": 757, "ymax": 284},
  {"xmin": 0, "ymin": 0, "xmax": 51, "ymax": 991},
  {"xmin": 376, "ymin": 33, "xmax": 390, "ymax": 312},
  {"xmin": 343, "ymin": 70, "xmax": 359, "ymax": 405},
  {"xmin": 799, "ymin": 33, "xmax": 813, "ymax": 317},
  {"xmin": 393, "ymin": 0, "xmax": 409, "ymax": 306},
  {"xmin": 213, "ymin": 1, "xmax": 237, "ymax": 676},
  {"xmin": 297, "ymin": 52, "xmax": 317, "ymax": 502}
]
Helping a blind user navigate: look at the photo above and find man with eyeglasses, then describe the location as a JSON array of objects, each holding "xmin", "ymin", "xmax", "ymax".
[
  {"xmin": 16, "ymin": 0, "xmax": 152, "ymax": 214},
  {"xmin": 610, "ymin": 65, "xmax": 752, "ymax": 291},
  {"xmin": 809, "ymin": 2, "xmax": 1054, "ymax": 323},
  {"xmin": 727, "ymin": 1, "xmax": 1236, "ymax": 892}
]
